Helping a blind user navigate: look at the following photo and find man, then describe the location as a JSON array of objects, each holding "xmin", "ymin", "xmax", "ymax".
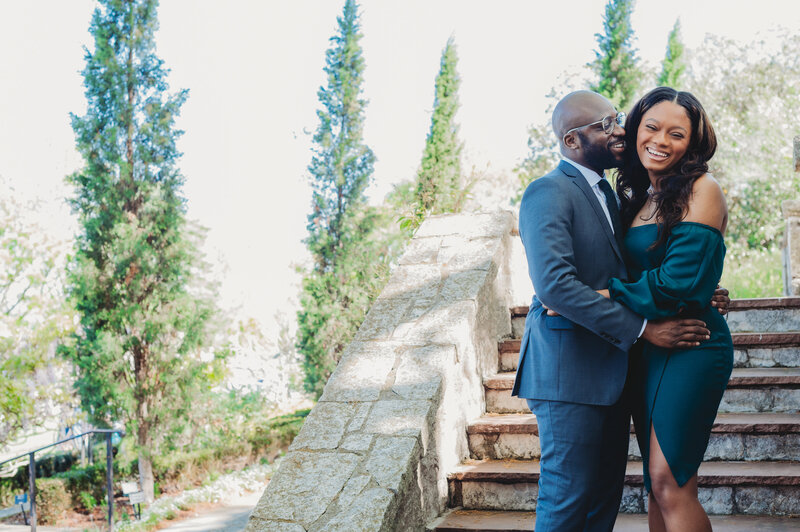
[{"xmin": 511, "ymin": 90, "xmax": 727, "ymax": 531}]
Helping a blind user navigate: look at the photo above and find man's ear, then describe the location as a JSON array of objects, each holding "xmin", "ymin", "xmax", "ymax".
[{"xmin": 563, "ymin": 132, "xmax": 580, "ymax": 151}]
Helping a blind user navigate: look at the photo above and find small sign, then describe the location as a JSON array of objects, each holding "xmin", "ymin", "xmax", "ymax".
[
  {"xmin": 14, "ymin": 494, "xmax": 27, "ymax": 504},
  {"xmin": 128, "ymin": 491, "xmax": 146, "ymax": 505},
  {"xmin": 120, "ymin": 481, "xmax": 139, "ymax": 495}
]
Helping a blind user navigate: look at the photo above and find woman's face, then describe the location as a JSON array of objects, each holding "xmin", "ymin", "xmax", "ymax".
[{"xmin": 636, "ymin": 100, "xmax": 692, "ymax": 179}]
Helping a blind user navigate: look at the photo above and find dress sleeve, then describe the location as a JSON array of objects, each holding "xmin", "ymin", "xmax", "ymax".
[{"xmin": 608, "ymin": 222, "xmax": 726, "ymax": 320}]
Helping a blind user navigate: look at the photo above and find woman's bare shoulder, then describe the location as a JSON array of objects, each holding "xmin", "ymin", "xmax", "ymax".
[{"xmin": 683, "ymin": 174, "xmax": 728, "ymax": 231}]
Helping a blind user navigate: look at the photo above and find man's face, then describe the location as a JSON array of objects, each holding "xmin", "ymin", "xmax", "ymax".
[{"xmin": 575, "ymin": 111, "xmax": 626, "ymax": 171}]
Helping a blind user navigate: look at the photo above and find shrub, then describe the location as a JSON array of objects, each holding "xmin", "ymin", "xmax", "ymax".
[
  {"xmin": 55, "ymin": 463, "xmax": 107, "ymax": 505},
  {"xmin": 36, "ymin": 477, "xmax": 70, "ymax": 525},
  {"xmin": 248, "ymin": 409, "xmax": 310, "ymax": 451},
  {"xmin": 79, "ymin": 490, "xmax": 98, "ymax": 511}
]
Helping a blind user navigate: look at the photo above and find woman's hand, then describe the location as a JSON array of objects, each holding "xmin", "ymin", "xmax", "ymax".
[
  {"xmin": 544, "ymin": 303, "xmax": 560, "ymax": 317},
  {"xmin": 597, "ymin": 289, "xmax": 610, "ymax": 298}
]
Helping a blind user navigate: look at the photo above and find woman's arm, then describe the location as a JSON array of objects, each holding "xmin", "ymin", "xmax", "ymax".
[{"xmin": 606, "ymin": 175, "xmax": 728, "ymax": 320}]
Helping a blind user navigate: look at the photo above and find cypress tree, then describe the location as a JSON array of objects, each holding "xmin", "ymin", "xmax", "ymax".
[
  {"xmin": 65, "ymin": 0, "xmax": 213, "ymax": 501},
  {"xmin": 658, "ymin": 19, "xmax": 686, "ymax": 88},
  {"xmin": 413, "ymin": 37, "xmax": 463, "ymax": 225},
  {"xmin": 590, "ymin": 0, "xmax": 642, "ymax": 110},
  {"xmin": 297, "ymin": 0, "xmax": 384, "ymax": 398}
]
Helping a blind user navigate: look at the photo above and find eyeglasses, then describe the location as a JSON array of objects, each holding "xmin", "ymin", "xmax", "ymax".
[{"xmin": 563, "ymin": 112, "xmax": 626, "ymax": 142}]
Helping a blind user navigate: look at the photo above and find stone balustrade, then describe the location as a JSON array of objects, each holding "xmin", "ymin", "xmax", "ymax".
[{"xmin": 246, "ymin": 210, "xmax": 517, "ymax": 531}]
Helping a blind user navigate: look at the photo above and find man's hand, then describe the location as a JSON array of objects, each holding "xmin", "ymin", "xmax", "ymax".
[
  {"xmin": 711, "ymin": 285, "xmax": 730, "ymax": 315},
  {"xmin": 642, "ymin": 318, "xmax": 710, "ymax": 349}
]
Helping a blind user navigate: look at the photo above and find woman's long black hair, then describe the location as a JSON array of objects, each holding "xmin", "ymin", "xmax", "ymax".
[{"xmin": 616, "ymin": 86, "xmax": 717, "ymax": 249}]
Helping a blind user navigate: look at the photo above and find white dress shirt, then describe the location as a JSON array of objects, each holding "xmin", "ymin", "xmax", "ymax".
[
  {"xmin": 561, "ymin": 157, "xmax": 648, "ymax": 338},
  {"xmin": 562, "ymin": 157, "xmax": 617, "ymax": 233}
]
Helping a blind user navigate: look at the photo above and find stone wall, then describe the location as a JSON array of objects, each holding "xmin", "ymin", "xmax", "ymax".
[{"xmin": 245, "ymin": 211, "xmax": 517, "ymax": 531}]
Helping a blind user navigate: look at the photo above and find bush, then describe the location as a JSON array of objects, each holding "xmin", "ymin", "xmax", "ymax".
[
  {"xmin": 78, "ymin": 490, "xmax": 98, "ymax": 511},
  {"xmin": 55, "ymin": 463, "xmax": 107, "ymax": 507},
  {"xmin": 0, "ymin": 451, "xmax": 78, "ymax": 506},
  {"xmin": 248, "ymin": 409, "xmax": 310, "ymax": 451},
  {"xmin": 36, "ymin": 477, "xmax": 70, "ymax": 525}
]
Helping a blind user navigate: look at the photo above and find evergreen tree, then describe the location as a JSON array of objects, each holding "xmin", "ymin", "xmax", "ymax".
[
  {"xmin": 590, "ymin": 0, "xmax": 642, "ymax": 110},
  {"xmin": 297, "ymin": 0, "xmax": 386, "ymax": 398},
  {"xmin": 65, "ymin": 0, "xmax": 213, "ymax": 501},
  {"xmin": 658, "ymin": 19, "xmax": 686, "ymax": 88},
  {"xmin": 411, "ymin": 37, "xmax": 463, "ymax": 227}
]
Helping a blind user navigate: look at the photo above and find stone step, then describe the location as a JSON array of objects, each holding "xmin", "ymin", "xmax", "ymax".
[
  {"xmin": 467, "ymin": 413, "xmax": 800, "ymax": 461},
  {"xmin": 510, "ymin": 297, "xmax": 800, "ymax": 336},
  {"xmin": 448, "ymin": 460, "xmax": 800, "ymax": 515},
  {"xmin": 499, "ymin": 333, "xmax": 800, "ymax": 371},
  {"xmin": 728, "ymin": 297, "xmax": 800, "ymax": 333},
  {"xmin": 484, "ymin": 369, "xmax": 800, "ymax": 414},
  {"xmin": 428, "ymin": 509, "xmax": 800, "ymax": 531}
]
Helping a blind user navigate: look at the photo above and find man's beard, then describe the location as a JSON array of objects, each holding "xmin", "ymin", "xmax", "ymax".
[{"xmin": 578, "ymin": 132, "xmax": 623, "ymax": 171}]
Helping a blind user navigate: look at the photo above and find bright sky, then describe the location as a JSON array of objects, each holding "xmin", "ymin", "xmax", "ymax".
[{"xmin": 1, "ymin": 0, "xmax": 798, "ymax": 336}]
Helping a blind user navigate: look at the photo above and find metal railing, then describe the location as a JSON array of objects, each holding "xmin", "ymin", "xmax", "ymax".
[{"xmin": 0, "ymin": 428, "xmax": 124, "ymax": 532}]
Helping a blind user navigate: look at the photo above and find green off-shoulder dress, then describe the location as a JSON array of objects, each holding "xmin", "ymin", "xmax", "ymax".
[{"xmin": 608, "ymin": 222, "xmax": 733, "ymax": 492}]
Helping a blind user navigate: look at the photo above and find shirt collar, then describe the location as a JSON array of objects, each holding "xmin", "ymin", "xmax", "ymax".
[{"xmin": 562, "ymin": 157, "xmax": 605, "ymax": 187}]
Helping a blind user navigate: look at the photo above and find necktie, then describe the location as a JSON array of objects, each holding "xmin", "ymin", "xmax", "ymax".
[{"xmin": 597, "ymin": 178, "xmax": 623, "ymax": 247}]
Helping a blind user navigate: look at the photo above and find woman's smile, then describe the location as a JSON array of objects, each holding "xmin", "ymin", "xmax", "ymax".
[{"xmin": 644, "ymin": 146, "xmax": 669, "ymax": 160}]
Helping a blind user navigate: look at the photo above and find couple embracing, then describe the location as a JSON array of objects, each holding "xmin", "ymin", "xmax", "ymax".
[{"xmin": 513, "ymin": 87, "xmax": 733, "ymax": 532}]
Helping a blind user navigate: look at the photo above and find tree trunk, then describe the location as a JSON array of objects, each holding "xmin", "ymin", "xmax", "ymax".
[
  {"xmin": 138, "ymin": 437, "xmax": 155, "ymax": 502},
  {"xmin": 137, "ymin": 383, "xmax": 155, "ymax": 502}
]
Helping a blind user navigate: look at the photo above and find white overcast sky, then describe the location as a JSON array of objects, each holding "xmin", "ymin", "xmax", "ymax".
[{"xmin": 1, "ymin": 0, "xmax": 799, "ymax": 335}]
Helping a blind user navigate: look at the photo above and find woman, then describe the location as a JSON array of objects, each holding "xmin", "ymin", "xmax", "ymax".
[{"xmin": 603, "ymin": 87, "xmax": 733, "ymax": 531}]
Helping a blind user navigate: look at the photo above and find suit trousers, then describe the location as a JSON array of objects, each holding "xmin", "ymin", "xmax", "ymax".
[{"xmin": 527, "ymin": 394, "xmax": 629, "ymax": 532}]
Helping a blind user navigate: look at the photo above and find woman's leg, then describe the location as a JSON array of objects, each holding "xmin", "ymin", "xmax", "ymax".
[
  {"xmin": 647, "ymin": 491, "xmax": 666, "ymax": 532},
  {"xmin": 647, "ymin": 424, "xmax": 711, "ymax": 532}
]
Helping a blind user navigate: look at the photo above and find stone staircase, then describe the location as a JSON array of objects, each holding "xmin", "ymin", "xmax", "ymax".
[{"xmin": 428, "ymin": 297, "xmax": 800, "ymax": 530}]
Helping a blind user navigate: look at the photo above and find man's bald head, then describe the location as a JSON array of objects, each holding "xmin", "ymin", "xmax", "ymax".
[
  {"xmin": 551, "ymin": 90, "xmax": 626, "ymax": 174},
  {"xmin": 552, "ymin": 90, "xmax": 616, "ymax": 143}
]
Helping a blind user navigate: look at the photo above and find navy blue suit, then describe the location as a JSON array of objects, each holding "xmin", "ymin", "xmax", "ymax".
[{"xmin": 512, "ymin": 161, "xmax": 643, "ymax": 531}]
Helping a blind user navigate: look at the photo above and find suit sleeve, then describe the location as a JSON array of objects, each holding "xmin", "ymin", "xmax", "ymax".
[
  {"xmin": 520, "ymin": 177, "xmax": 644, "ymax": 351},
  {"xmin": 608, "ymin": 223, "xmax": 725, "ymax": 320}
]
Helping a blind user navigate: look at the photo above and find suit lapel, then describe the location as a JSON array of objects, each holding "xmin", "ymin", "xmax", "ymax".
[{"xmin": 558, "ymin": 161, "xmax": 625, "ymax": 263}]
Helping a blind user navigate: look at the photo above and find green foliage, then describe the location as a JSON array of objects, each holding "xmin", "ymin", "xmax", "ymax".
[
  {"xmin": 407, "ymin": 37, "xmax": 464, "ymax": 230},
  {"xmin": 590, "ymin": 0, "xmax": 641, "ymax": 110},
  {"xmin": 0, "ymin": 451, "xmax": 78, "ymax": 506},
  {"xmin": 148, "ymin": 393, "xmax": 308, "ymax": 486},
  {"xmin": 298, "ymin": 0, "xmax": 388, "ymax": 398},
  {"xmin": 658, "ymin": 19, "xmax": 686, "ymax": 88},
  {"xmin": 65, "ymin": 0, "xmax": 217, "ymax": 500},
  {"xmin": 684, "ymin": 31, "xmax": 800, "ymax": 297},
  {"xmin": 35, "ymin": 477, "xmax": 70, "ymax": 525},
  {"xmin": 55, "ymin": 462, "xmax": 108, "ymax": 506},
  {"xmin": 248, "ymin": 408, "xmax": 310, "ymax": 451},
  {"xmin": 720, "ymin": 247, "xmax": 783, "ymax": 299},
  {"xmin": 0, "ymin": 186, "xmax": 76, "ymax": 443},
  {"xmin": 79, "ymin": 490, "xmax": 98, "ymax": 511}
]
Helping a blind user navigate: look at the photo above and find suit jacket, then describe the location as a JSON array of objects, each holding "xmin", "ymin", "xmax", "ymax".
[{"xmin": 511, "ymin": 160, "xmax": 643, "ymax": 405}]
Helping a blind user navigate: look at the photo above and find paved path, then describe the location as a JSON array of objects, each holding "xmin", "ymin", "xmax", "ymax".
[{"xmin": 159, "ymin": 491, "xmax": 262, "ymax": 532}]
